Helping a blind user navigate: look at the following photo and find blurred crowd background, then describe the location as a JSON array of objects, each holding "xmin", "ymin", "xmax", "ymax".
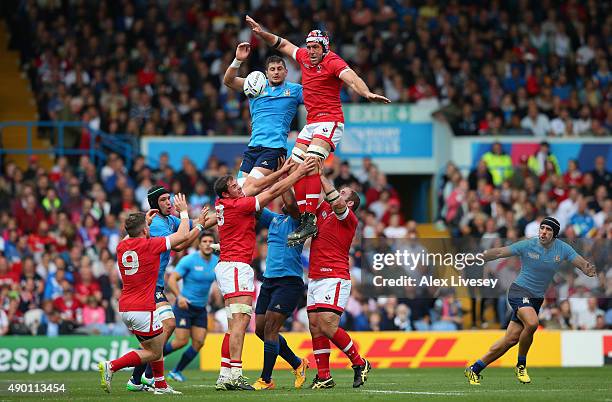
[{"xmin": 0, "ymin": 0, "xmax": 610, "ymax": 337}]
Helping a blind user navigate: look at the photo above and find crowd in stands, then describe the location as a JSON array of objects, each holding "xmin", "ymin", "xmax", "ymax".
[{"xmin": 5, "ymin": 0, "xmax": 610, "ymax": 141}]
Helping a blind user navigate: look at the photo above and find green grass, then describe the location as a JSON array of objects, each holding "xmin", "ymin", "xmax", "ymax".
[{"xmin": 1, "ymin": 367, "xmax": 612, "ymax": 401}]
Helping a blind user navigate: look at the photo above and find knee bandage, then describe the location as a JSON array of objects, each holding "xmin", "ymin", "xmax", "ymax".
[
  {"xmin": 291, "ymin": 147, "xmax": 306, "ymax": 163},
  {"xmin": 307, "ymin": 144, "xmax": 330, "ymax": 160},
  {"xmin": 228, "ymin": 303, "xmax": 253, "ymax": 317}
]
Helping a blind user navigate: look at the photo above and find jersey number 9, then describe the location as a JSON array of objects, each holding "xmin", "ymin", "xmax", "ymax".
[{"xmin": 122, "ymin": 250, "xmax": 140, "ymax": 275}]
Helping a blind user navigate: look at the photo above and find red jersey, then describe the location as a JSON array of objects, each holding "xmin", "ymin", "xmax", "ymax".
[
  {"xmin": 215, "ymin": 196, "xmax": 259, "ymax": 264},
  {"xmin": 294, "ymin": 48, "xmax": 350, "ymax": 124},
  {"xmin": 116, "ymin": 236, "xmax": 170, "ymax": 312},
  {"xmin": 309, "ymin": 202, "xmax": 358, "ymax": 280}
]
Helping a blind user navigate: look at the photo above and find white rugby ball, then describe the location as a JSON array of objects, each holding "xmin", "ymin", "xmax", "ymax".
[{"xmin": 243, "ymin": 71, "xmax": 267, "ymax": 98}]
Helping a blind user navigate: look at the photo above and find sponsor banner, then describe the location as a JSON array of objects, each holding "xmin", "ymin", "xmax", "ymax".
[
  {"xmin": 199, "ymin": 331, "xmax": 561, "ymax": 371},
  {"xmin": 0, "ymin": 336, "xmax": 197, "ymax": 373},
  {"xmin": 561, "ymin": 331, "xmax": 605, "ymax": 367}
]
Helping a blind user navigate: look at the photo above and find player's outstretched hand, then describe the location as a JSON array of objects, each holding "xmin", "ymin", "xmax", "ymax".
[
  {"xmin": 197, "ymin": 205, "xmax": 210, "ymax": 225},
  {"xmin": 367, "ymin": 92, "xmax": 391, "ymax": 103},
  {"xmin": 246, "ymin": 15, "xmax": 262, "ymax": 34},
  {"xmin": 585, "ymin": 262, "xmax": 597, "ymax": 277},
  {"xmin": 236, "ymin": 42, "xmax": 251, "ymax": 61},
  {"xmin": 145, "ymin": 209, "xmax": 158, "ymax": 226},
  {"xmin": 299, "ymin": 157, "xmax": 318, "ymax": 176},
  {"xmin": 174, "ymin": 193, "xmax": 188, "ymax": 213}
]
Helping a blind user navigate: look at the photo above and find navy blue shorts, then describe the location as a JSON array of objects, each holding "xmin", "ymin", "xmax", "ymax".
[
  {"xmin": 507, "ymin": 283, "xmax": 544, "ymax": 324},
  {"xmin": 255, "ymin": 276, "xmax": 304, "ymax": 316},
  {"xmin": 240, "ymin": 146, "xmax": 287, "ymax": 173},
  {"xmin": 155, "ymin": 286, "xmax": 169, "ymax": 304},
  {"xmin": 173, "ymin": 303, "xmax": 208, "ymax": 329}
]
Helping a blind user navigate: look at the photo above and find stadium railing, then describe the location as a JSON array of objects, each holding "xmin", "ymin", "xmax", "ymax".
[{"xmin": 0, "ymin": 121, "xmax": 137, "ymax": 168}]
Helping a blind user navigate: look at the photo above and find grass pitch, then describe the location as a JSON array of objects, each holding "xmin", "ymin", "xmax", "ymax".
[{"xmin": 1, "ymin": 367, "xmax": 611, "ymax": 401}]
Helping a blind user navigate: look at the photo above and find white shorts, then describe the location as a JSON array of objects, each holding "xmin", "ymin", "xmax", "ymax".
[
  {"xmin": 214, "ymin": 261, "xmax": 255, "ymax": 299},
  {"xmin": 307, "ymin": 278, "xmax": 351, "ymax": 313},
  {"xmin": 297, "ymin": 122, "xmax": 344, "ymax": 151},
  {"xmin": 120, "ymin": 310, "xmax": 163, "ymax": 337}
]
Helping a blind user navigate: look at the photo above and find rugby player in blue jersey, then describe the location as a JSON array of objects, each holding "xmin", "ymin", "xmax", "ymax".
[
  {"xmin": 464, "ymin": 217, "xmax": 596, "ymax": 385},
  {"xmin": 223, "ymin": 42, "xmax": 302, "ymax": 194},
  {"xmin": 164, "ymin": 231, "xmax": 219, "ymax": 382},
  {"xmin": 251, "ymin": 191, "xmax": 309, "ymax": 390},
  {"xmin": 127, "ymin": 185, "xmax": 215, "ymax": 391}
]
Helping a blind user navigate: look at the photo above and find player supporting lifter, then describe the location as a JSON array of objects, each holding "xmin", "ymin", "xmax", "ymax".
[
  {"xmin": 465, "ymin": 217, "xmax": 596, "ymax": 385},
  {"xmin": 213, "ymin": 158, "xmax": 316, "ymax": 391},
  {"xmin": 246, "ymin": 15, "xmax": 390, "ymax": 245},
  {"xmin": 163, "ymin": 231, "xmax": 219, "ymax": 382},
  {"xmin": 223, "ymin": 42, "xmax": 302, "ymax": 193},
  {"xmin": 307, "ymin": 175, "xmax": 370, "ymax": 389},
  {"xmin": 252, "ymin": 190, "xmax": 309, "ymax": 390},
  {"xmin": 98, "ymin": 194, "xmax": 191, "ymax": 395},
  {"xmin": 128, "ymin": 186, "xmax": 212, "ymax": 391}
]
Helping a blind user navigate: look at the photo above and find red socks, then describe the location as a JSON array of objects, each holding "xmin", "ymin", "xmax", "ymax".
[
  {"xmin": 294, "ymin": 177, "xmax": 307, "ymax": 213},
  {"xmin": 110, "ymin": 351, "xmax": 141, "ymax": 372},
  {"xmin": 304, "ymin": 174, "xmax": 321, "ymax": 214},
  {"xmin": 331, "ymin": 328, "xmax": 365, "ymax": 366},
  {"xmin": 151, "ymin": 359, "xmax": 168, "ymax": 389},
  {"xmin": 221, "ymin": 333, "xmax": 231, "ymax": 370},
  {"xmin": 312, "ymin": 336, "xmax": 331, "ymax": 379}
]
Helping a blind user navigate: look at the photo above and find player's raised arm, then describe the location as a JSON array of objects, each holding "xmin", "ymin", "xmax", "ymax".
[
  {"xmin": 571, "ymin": 255, "xmax": 597, "ymax": 277},
  {"xmin": 167, "ymin": 193, "xmax": 190, "ymax": 248},
  {"xmin": 223, "ymin": 42, "xmax": 250, "ymax": 92},
  {"xmin": 321, "ymin": 175, "xmax": 348, "ymax": 216},
  {"xmin": 172, "ymin": 205, "xmax": 211, "ymax": 251},
  {"xmin": 281, "ymin": 188, "xmax": 300, "ymax": 220},
  {"xmin": 339, "ymin": 69, "xmax": 391, "ymax": 103},
  {"xmin": 256, "ymin": 157, "xmax": 316, "ymax": 208},
  {"xmin": 245, "ymin": 15, "xmax": 298, "ymax": 59},
  {"xmin": 482, "ymin": 246, "xmax": 513, "ymax": 262},
  {"xmin": 243, "ymin": 159, "xmax": 292, "ymax": 196}
]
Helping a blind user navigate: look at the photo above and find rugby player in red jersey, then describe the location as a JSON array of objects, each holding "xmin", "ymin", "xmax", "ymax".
[
  {"xmin": 306, "ymin": 175, "xmax": 370, "ymax": 389},
  {"xmin": 246, "ymin": 15, "xmax": 390, "ymax": 245},
  {"xmin": 213, "ymin": 157, "xmax": 316, "ymax": 390},
  {"xmin": 97, "ymin": 193, "xmax": 192, "ymax": 395}
]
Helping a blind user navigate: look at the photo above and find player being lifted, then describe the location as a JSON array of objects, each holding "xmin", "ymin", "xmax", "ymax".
[
  {"xmin": 246, "ymin": 15, "xmax": 390, "ymax": 245},
  {"xmin": 164, "ymin": 232, "xmax": 219, "ymax": 382},
  {"xmin": 306, "ymin": 175, "xmax": 370, "ymax": 389},
  {"xmin": 213, "ymin": 158, "xmax": 316, "ymax": 391},
  {"xmin": 252, "ymin": 190, "xmax": 309, "ymax": 390},
  {"xmin": 465, "ymin": 217, "xmax": 596, "ymax": 385},
  {"xmin": 224, "ymin": 42, "xmax": 302, "ymax": 194},
  {"xmin": 98, "ymin": 194, "xmax": 192, "ymax": 395},
  {"xmin": 128, "ymin": 186, "xmax": 212, "ymax": 391}
]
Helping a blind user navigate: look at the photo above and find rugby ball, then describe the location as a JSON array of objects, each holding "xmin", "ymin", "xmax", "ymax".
[{"xmin": 243, "ymin": 71, "xmax": 266, "ymax": 98}]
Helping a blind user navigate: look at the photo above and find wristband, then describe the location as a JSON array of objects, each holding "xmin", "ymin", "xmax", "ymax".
[
  {"xmin": 273, "ymin": 36, "xmax": 282, "ymax": 49},
  {"xmin": 180, "ymin": 211, "xmax": 189, "ymax": 219},
  {"xmin": 325, "ymin": 189, "xmax": 340, "ymax": 203},
  {"xmin": 230, "ymin": 58, "xmax": 243, "ymax": 68},
  {"xmin": 196, "ymin": 223, "xmax": 204, "ymax": 232}
]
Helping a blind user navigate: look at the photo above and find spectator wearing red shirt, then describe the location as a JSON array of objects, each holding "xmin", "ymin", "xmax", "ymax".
[
  {"xmin": 53, "ymin": 286, "xmax": 83, "ymax": 323},
  {"xmin": 74, "ymin": 265, "xmax": 101, "ymax": 304},
  {"xmin": 563, "ymin": 159, "xmax": 583, "ymax": 187},
  {"xmin": 27, "ymin": 221, "xmax": 56, "ymax": 255},
  {"xmin": 0, "ymin": 256, "xmax": 18, "ymax": 289},
  {"xmin": 15, "ymin": 195, "xmax": 46, "ymax": 234}
]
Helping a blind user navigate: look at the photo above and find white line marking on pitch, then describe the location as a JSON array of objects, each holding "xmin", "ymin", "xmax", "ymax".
[{"xmin": 364, "ymin": 390, "xmax": 466, "ymax": 396}]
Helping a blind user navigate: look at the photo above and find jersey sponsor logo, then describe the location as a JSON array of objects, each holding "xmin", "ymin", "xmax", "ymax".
[
  {"xmin": 527, "ymin": 252, "xmax": 540, "ymax": 259},
  {"xmin": 320, "ymin": 267, "xmax": 333, "ymax": 272},
  {"xmin": 274, "ymin": 304, "xmax": 282, "ymax": 310},
  {"xmin": 554, "ymin": 255, "xmax": 561, "ymax": 262},
  {"xmin": 284, "ymin": 89, "xmax": 291, "ymax": 96},
  {"xmin": 522, "ymin": 297, "xmax": 530, "ymax": 304},
  {"xmin": 195, "ymin": 265, "xmax": 204, "ymax": 271},
  {"xmin": 316, "ymin": 65, "xmax": 322, "ymax": 73},
  {"xmin": 261, "ymin": 161, "xmax": 269, "ymax": 166}
]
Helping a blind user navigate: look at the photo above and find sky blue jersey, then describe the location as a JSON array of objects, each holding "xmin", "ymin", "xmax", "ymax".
[
  {"xmin": 248, "ymin": 80, "xmax": 302, "ymax": 149},
  {"xmin": 149, "ymin": 214, "xmax": 192, "ymax": 288},
  {"xmin": 510, "ymin": 237, "xmax": 579, "ymax": 297},
  {"xmin": 174, "ymin": 251, "xmax": 218, "ymax": 308},
  {"xmin": 259, "ymin": 209, "xmax": 303, "ymax": 278}
]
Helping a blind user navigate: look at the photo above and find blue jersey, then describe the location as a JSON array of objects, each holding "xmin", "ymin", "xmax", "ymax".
[
  {"xmin": 259, "ymin": 209, "xmax": 303, "ymax": 278},
  {"xmin": 149, "ymin": 214, "xmax": 192, "ymax": 288},
  {"xmin": 510, "ymin": 237, "xmax": 578, "ymax": 297},
  {"xmin": 174, "ymin": 252, "xmax": 218, "ymax": 308},
  {"xmin": 249, "ymin": 81, "xmax": 302, "ymax": 149}
]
